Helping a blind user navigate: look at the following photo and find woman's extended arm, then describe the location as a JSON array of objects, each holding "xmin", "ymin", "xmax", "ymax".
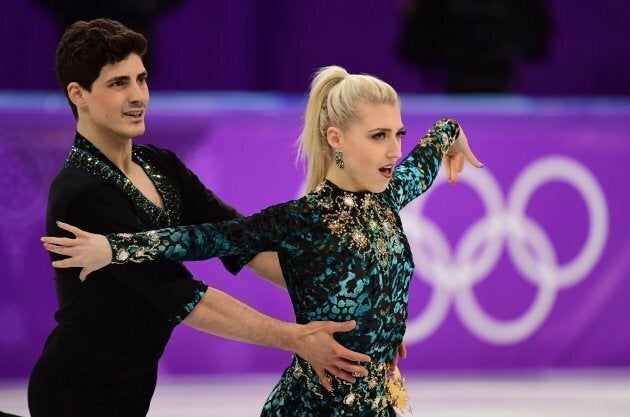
[
  {"xmin": 384, "ymin": 119, "xmax": 482, "ymax": 211},
  {"xmin": 42, "ymin": 202, "xmax": 300, "ymax": 280}
]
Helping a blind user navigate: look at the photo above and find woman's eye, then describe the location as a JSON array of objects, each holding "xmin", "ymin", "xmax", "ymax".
[{"xmin": 372, "ymin": 132, "xmax": 386, "ymax": 140}]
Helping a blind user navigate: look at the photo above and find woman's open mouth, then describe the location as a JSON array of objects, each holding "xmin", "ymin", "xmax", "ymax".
[{"xmin": 379, "ymin": 165, "xmax": 393, "ymax": 178}]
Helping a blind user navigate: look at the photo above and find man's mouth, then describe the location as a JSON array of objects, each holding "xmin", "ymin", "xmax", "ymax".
[{"xmin": 123, "ymin": 110, "xmax": 144, "ymax": 118}]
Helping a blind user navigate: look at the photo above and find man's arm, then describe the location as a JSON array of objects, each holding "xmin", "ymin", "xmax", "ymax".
[
  {"xmin": 184, "ymin": 287, "xmax": 370, "ymax": 391},
  {"xmin": 246, "ymin": 252, "xmax": 286, "ymax": 288}
]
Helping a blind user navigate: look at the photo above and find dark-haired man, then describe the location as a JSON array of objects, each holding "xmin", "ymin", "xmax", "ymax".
[{"xmin": 28, "ymin": 19, "xmax": 369, "ymax": 416}]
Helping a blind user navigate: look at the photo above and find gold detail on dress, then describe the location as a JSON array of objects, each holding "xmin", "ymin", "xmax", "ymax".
[
  {"xmin": 116, "ymin": 249, "xmax": 130, "ymax": 262},
  {"xmin": 351, "ymin": 230, "xmax": 368, "ymax": 250},
  {"xmin": 376, "ymin": 238, "xmax": 388, "ymax": 266},
  {"xmin": 290, "ymin": 355, "xmax": 408, "ymax": 415},
  {"xmin": 328, "ymin": 221, "xmax": 343, "ymax": 234},
  {"xmin": 343, "ymin": 195, "xmax": 356, "ymax": 208},
  {"xmin": 386, "ymin": 366, "xmax": 412, "ymax": 414},
  {"xmin": 314, "ymin": 181, "xmax": 404, "ymax": 268},
  {"xmin": 343, "ymin": 392, "xmax": 357, "ymax": 405}
]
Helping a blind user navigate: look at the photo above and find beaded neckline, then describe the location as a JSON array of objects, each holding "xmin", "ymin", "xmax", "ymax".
[
  {"xmin": 311, "ymin": 178, "xmax": 403, "ymax": 268},
  {"xmin": 318, "ymin": 178, "xmax": 372, "ymax": 197},
  {"xmin": 64, "ymin": 133, "xmax": 181, "ymax": 228}
]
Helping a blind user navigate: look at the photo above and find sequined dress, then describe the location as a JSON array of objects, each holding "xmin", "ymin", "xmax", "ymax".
[{"xmin": 107, "ymin": 119, "xmax": 459, "ymax": 416}]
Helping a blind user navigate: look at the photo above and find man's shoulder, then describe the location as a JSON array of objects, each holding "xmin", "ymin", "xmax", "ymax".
[
  {"xmin": 49, "ymin": 166, "xmax": 120, "ymax": 204},
  {"xmin": 137, "ymin": 143, "xmax": 179, "ymax": 167}
]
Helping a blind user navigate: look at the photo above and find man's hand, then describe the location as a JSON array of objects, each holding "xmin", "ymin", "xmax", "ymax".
[
  {"xmin": 291, "ymin": 320, "xmax": 371, "ymax": 392},
  {"xmin": 389, "ymin": 341, "xmax": 407, "ymax": 374}
]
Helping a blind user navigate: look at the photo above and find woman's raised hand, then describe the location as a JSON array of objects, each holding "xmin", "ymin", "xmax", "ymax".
[{"xmin": 444, "ymin": 126, "xmax": 484, "ymax": 183}]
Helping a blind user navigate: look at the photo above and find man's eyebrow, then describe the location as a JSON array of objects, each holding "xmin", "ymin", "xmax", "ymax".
[{"xmin": 106, "ymin": 75, "xmax": 130, "ymax": 83}]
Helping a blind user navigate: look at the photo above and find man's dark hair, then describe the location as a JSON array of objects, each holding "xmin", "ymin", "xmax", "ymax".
[{"xmin": 56, "ymin": 18, "xmax": 147, "ymax": 119}]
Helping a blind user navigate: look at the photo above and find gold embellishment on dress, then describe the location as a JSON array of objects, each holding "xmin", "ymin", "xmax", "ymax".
[
  {"xmin": 342, "ymin": 195, "xmax": 356, "ymax": 208},
  {"xmin": 110, "ymin": 230, "xmax": 162, "ymax": 264},
  {"xmin": 291, "ymin": 355, "xmax": 404, "ymax": 415},
  {"xmin": 328, "ymin": 221, "xmax": 343, "ymax": 234},
  {"xmin": 386, "ymin": 366, "xmax": 412, "ymax": 414},
  {"xmin": 343, "ymin": 392, "xmax": 357, "ymax": 405},
  {"xmin": 351, "ymin": 230, "xmax": 368, "ymax": 250},
  {"xmin": 420, "ymin": 118, "xmax": 459, "ymax": 156},
  {"xmin": 116, "ymin": 249, "xmax": 130, "ymax": 262},
  {"xmin": 290, "ymin": 360, "xmax": 323, "ymax": 399},
  {"xmin": 314, "ymin": 181, "xmax": 404, "ymax": 268},
  {"xmin": 376, "ymin": 237, "xmax": 388, "ymax": 257}
]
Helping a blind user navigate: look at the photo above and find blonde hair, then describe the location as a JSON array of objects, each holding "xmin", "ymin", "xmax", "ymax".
[{"xmin": 297, "ymin": 65, "xmax": 400, "ymax": 193}]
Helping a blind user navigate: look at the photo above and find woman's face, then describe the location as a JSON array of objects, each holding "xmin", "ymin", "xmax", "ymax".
[{"xmin": 330, "ymin": 103, "xmax": 405, "ymax": 193}]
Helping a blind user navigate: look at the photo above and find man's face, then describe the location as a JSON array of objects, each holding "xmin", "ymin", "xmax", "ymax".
[{"xmin": 79, "ymin": 53, "xmax": 149, "ymax": 141}]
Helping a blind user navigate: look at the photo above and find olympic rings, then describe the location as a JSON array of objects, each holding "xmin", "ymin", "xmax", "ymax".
[{"xmin": 402, "ymin": 156, "xmax": 608, "ymax": 344}]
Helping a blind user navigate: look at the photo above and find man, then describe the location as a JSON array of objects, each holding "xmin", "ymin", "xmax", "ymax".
[{"xmin": 28, "ymin": 19, "xmax": 369, "ymax": 416}]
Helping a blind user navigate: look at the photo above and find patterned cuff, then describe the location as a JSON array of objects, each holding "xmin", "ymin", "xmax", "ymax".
[
  {"xmin": 108, "ymin": 231, "xmax": 161, "ymax": 264},
  {"xmin": 168, "ymin": 281, "xmax": 208, "ymax": 324},
  {"xmin": 421, "ymin": 118, "xmax": 460, "ymax": 155}
]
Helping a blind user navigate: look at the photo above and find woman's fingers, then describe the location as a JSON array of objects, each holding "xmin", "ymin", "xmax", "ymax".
[
  {"xmin": 456, "ymin": 153, "xmax": 465, "ymax": 173},
  {"xmin": 79, "ymin": 267, "xmax": 94, "ymax": 282},
  {"xmin": 56, "ymin": 221, "xmax": 87, "ymax": 236},
  {"xmin": 444, "ymin": 155, "xmax": 453, "ymax": 182},
  {"xmin": 456, "ymin": 130, "xmax": 484, "ymax": 168},
  {"xmin": 41, "ymin": 236, "xmax": 74, "ymax": 246},
  {"xmin": 43, "ymin": 242, "xmax": 70, "ymax": 255},
  {"xmin": 51, "ymin": 257, "xmax": 81, "ymax": 268}
]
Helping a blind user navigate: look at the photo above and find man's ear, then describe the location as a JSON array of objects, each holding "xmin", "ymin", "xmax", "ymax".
[
  {"xmin": 67, "ymin": 82, "xmax": 88, "ymax": 109},
  {"xmin": 326, "ymin": 126, "xmax": 343, "ymax": 150}
]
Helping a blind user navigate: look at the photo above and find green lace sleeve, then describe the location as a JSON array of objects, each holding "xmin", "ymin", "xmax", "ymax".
[{"xmin": 107, "ymin": 202, "xmax": 303, "ymax": 264}]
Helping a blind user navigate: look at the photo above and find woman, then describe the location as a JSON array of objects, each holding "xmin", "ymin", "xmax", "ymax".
[{"xmin": 43, "ymin": 65, "xmax": 482, "ymax": 416}]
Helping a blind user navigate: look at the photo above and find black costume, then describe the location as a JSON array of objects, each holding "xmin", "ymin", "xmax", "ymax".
[{"xmin": 28, "ymin": 134, "xmax": 248, "ymax": 416}]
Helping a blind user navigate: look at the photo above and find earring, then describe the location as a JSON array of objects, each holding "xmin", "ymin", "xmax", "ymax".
[{"xmin": 334, "ymin": 149, "xmax": 344, "ymax": 169}]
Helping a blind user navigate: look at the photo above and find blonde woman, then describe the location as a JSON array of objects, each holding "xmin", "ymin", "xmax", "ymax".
[{"xmin": 43, "ymin": 65, "xmax": 482, "ymax": 416}]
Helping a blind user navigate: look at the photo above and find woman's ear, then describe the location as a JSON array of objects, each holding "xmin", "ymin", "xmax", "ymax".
[
  {"xmin": 326, "ymin": 126, "xmax": 342, "ymax": 149},
  {"xmin": 67, "ymin": 82, "xmax": 87, "ymax": 109}
]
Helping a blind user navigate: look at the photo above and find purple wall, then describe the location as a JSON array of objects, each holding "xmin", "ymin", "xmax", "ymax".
[
  {"xmin": 0, "ymin": 92, "xmax": 629, "ymax": 380},
  {"xmin": 1, "ymin": 0, "xmax": 629, "ymax": 94}
]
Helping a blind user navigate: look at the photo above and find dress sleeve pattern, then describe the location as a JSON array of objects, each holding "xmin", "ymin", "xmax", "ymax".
[
  {"xmin": 383, "ymin": 118, "xmax": 459, "ymax": 212},
  {"xmin": 108, "ymin": 203, "xmax": 303, "ymax": 264}
]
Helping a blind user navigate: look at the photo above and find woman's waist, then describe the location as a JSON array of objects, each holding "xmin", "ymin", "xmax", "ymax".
[{"xmin": 289, "ymin": 353, "xmax": 396, "ymax": 413}]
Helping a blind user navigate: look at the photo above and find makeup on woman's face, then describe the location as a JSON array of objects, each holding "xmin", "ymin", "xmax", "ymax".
[{"xmin": 334, "ymin": 103, "xmax": 404, "ymax": 193}]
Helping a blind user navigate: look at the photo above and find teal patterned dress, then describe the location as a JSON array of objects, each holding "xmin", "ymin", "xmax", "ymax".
[{"xmin": 107, "ymin": 119, "xmax": 459, "ymax": 416}]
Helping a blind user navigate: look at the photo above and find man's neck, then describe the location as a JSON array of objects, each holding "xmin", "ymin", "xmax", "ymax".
[{"xmin": 77, "ymin": 124, "xmax": 134, "ymax": 174}]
